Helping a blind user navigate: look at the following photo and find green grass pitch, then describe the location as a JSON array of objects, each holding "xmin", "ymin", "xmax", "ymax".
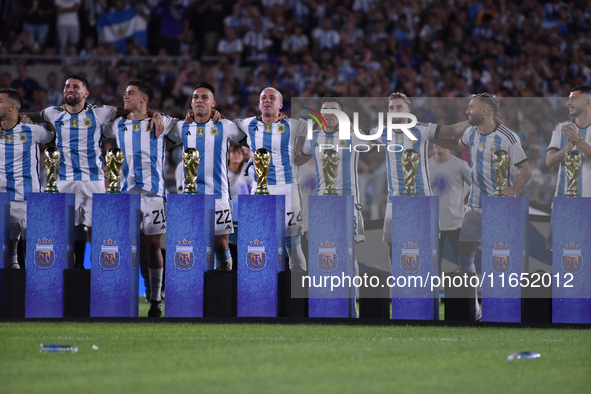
[{"xmin": 1, "ymin": 301, "xmax": 590, "ymax": 393}]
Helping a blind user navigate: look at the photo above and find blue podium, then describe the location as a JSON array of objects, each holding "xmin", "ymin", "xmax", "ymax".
[
  {"xmin": 165, "ymin": 194, "xmax": 214, "ymax": 317},
  {"xmin": 90, "ymin": 194, "xmax": 140, "ymax": 317},
  {"xmin": 481, "ymin": 197, "xmax": 529, "ymax": 323},
  {"xmin": 390, "ymin": 196, "xmax": 439, "ymax": 320},
  {"xmin": 308, "ymin": 195, "xmax": 356, "ymax": 318},
  {"xmin": 0, "ymin": 193, "xmax": 9, "ymax": 268},
  {"xmin": 237, "ymin": 195, "xmax": 285, "ymax": 317},
  {"xmin": 25, "ymin": 193, "xmax": 75, "ymax": 318},
  {"xmin": 552, "ymin": 197, "xmax": 591, "ymax": 324}
]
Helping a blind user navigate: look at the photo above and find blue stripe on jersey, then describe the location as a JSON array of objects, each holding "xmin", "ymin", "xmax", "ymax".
[
  {"xmin": 342, "ymin": 139, "xmax": 351, "ymax": 194},
  {"xmin": 195, "ymin": 124, "xmax": 206, "ymax": 194},
  {"xmin": 490, "ymin": 135, "xmax": 502, "ymax": 191},
  {"xmin": 55, "ymin": 113, "xmax": 66, "ymax": 180},
  {"xmin": 311, "ymin": 133, "xmax": 321, "ymax": 194},
  {"xmin": 5, "ymin": 133, "xmax": 15, "ymax": 200},
  {"xmin": 557, "ymin": 133, "xmax": 567, "ymax": 196},
  {"xmin": 118, "ymin": 119, "xmax": 130, "ymax": 192},
  {"xmin": 132, "ymin": 120, "xmax": 144, "ymax": 189},
  {"xmin": 21, "ymin": 126, "xmax": 33, "ymax": 197},
  {"xmin": 181, "ymin": 122, "xmax": 190, "ymax": 149},
  {"xmin": 70, "ymin": 115, "xmax": 82, "ymax": 181},
  {"xmin": 578, "ymin": 128, "xmax": 587, "ymax": 197},
  {"xmin": 213, "ymin": 122, "xmax": 223, "ymax": 198},
  {"xmin": 280, "ymin": 121, "xmax": 292, "ymax": 184},
  {"xmin": 248, "ymin": 119, "xmax": 259, "ymax": 181},
  {"xmin": 475, "ymin": 134, "xmax": 488, "ymax": 206},
  {"xmin": 262, "ymin": 125, "xmax": 275, "ymax": 185},
  {"xmin": 468, "ymin": 130, "xmax": 477, "ymax": 207},
  {"xmin": 149, "ymin": 126, "xmax": 160, "ymax": 195},
  {"xmin": 87, "ymin": 111, "xmax": 99, "ymax": 180},
  {"xmin": 411, "ymin": 127, "xmax": 425, "ymax": 196}
]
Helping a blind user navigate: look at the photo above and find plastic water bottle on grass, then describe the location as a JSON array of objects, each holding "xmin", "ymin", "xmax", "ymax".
[{"xmin": 40, "ymin": 344, "xmax": 78, "ymax": 353}]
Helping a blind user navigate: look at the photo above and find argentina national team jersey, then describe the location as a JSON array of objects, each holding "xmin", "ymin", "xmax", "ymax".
[
  {"xmin": 235, "ymin": 117, "xmax": 307, "ymax": 186},
  {"xmin": 371, "ymin": 122, "xmax": 440, "ymax": 198},
  {"xmin": 41, "ymin": 103, "xmax": 118, "ymax": 181},
  {"xmin": 548, "ymin": 121, "xmax": 591, "ymax": 197},
  {"xmin": 168, "ymin": 119, "xmax": 246, "ymax": 199},
  {"xmin": 0, "ymin": 121, "xmax": 54, "ymax": 201},
  {"xmin": 461, "ymin": 123, "xmax": 528, "ymax": 208},
  {"xmin": 302, "ymin": 130, "xmax": 361, "ymax": 203},
  {"xmin": 103, "ymin": 115, "xmax": 178, "ymax": 198}
]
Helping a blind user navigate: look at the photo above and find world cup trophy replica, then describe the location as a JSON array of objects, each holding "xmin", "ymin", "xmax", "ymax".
[
  {"xmin": 105, "ymin": 147, "xmax": 125, "ymax": 194},
  {"xmin": 182, "ymin": 148, "xmax": 200, "ymax": 194},
  {"xmin": 254, "ymin": 148, "xmax": 271, "ymax": 195},
  {"xmin": 401, "ymin": 149, "xmax": 419, "ymax": 196},
  {"xmin": 492, "ymin": 150, "xmax": 510, "ymax": 197},
  {"xmin": 44, "ymin": 147, "xmax": 61, "ymax": 193},
  {"xmin": 322, "ymin": 149, "xmax": 340, "ymax": 196},
  {"xmin": 564, "ymin": 150, "xmax": 582, "ymax": 197}
]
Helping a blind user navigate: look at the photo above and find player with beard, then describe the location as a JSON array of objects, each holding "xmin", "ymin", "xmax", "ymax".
[
  {"xmin": 545, "ymin": 85, "xmax": 591, "ymax": 249},
  {"xmin": 22, "ymin": 74, "xmax": 163, "ymax": 268},
  {"xmin": 432, "ymin": 93, "xmax": 532, "ymax": 320}
]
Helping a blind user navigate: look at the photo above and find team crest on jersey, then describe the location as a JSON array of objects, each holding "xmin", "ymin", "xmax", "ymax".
[
  {"xmin": 5, "ymin": 134, "xmax": 13, "ymax": 144},
  {"xmin": 198, "ymin": 127, "xmax": 205, "ymax": 137},
  {"xmin": 561, "ymin": 243, "xmax": 583, "ymax": 274},
  {"xmin": 489, "ymin": 146, "xmax": 496, "ymax": 154},
  {"xmin": 339, "ymin": 140, "xmax": 347, "ymax": 147},
  {"xmin": 34, "ymin": 238, "xmax": 55, "ymax": 270},
  {"xmin": 490, "ymin": 242, "xmax": 511, "ymax": 273},
  {"xmin": 318, "ymin": 241, "xmax": 338, "ymax": 272},
  {"xmin": 210, "ymin": 127, "xmax": 219, "ymax": 136},
  {"xmin": 83, "ymin": 117, "xmax": 92, "ymax": 128},
  {"xmin": 133, "ymin": 123, "xmax": 141, "ymax": 132},
  {"xmin": 326, "ymin": 139, "xmax": 333, "ymax": 145},
  {"xmin": 100, "ymin": 239, "xmax": 120, "ymax": 270},
  {"xmin": 478, "ymin": 141, "xmax": 485, "ymax": 152},
  {"xmin": 71, "ymin": 119, "xmax": 78, "ymax": 128},
  {"xmin": 174, "ymin": 239, "xmax": 195, "ymax": 271},
  {"xmin": 277, "ymin": 125, "xmax": 285, "ymax": 134},
  {"xmin": 19, "ymin": 133, "xmax": 27, "ymax": 142},
  {"xmin": 264, "ymin": 124, "xmax": 272, "ymax": 133},
  {"xmin": 246, "ymin": 239, "xmax": 267, "ymax": 271},
  {"xmin": 400, "ymin": 242, "xmax": 421, "ymax": 273},
  {"xmin": 396, "ymin": 133, "xmax": 404, "ymax": 144}
]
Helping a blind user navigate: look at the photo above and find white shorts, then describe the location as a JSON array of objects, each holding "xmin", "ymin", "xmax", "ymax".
[
  {"xmin": 130, "ymin": 189, "xmax": 167, "ymax": 236},
  {"xmin": 9, "ymin": 201, "xmax": 27, "ymax": 240},
  {"xmin": 57, "ymin": 180, "xmax": 105, "ymax": 227},
  {"xmin": 252, "ymin": 184, "xmax": 303, "ymax": 237},
  {"xmin": 354, "ymin": 207, "xmax": 365, "ymax": 243},
  {"xmin": 214, "ymin": 198, "xmax": 234, "ymax": 236},
  {"xmin": 459, "ymin": 206, "xmax": 482, "ymax": 243}
]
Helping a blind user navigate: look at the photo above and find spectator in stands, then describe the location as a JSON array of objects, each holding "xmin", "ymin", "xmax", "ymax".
[
  {"xmin": 20, "ymin": 0, "xmax": 53, "ymax": 47},
  {"xmin": 55, "ymin": 0, "xmax": 81, "ymax": 54},
  {"xmin": 10, "ymin": 63, "xmax": 40, "ymax": 102}
]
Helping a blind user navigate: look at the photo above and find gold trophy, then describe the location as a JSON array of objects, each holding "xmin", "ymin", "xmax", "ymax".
[
  {"xmin": 564, "ymin": 150, "xmax": 582, "ymax": 197},
  {"xmin": 105, "ymin": 147, "xmax": 124, "ymax": 194},
  {"xmin": 182, "ymin": 148, "xmax": 200, "ymax": 194},
  {"xmin": 401, "ymin": 149, "xmax": 419, "ymax": 196},
  {"xmin": 254, "ymin": 148, "xmax": 271, "ymax": 195},
  {"xmin": 44, "ymin": 147, "xmax": 60, "ymax": 193},
  {"xmin": 492, "ymin": 150, "xmax": 510, "ymax": 197},
  {"xmin": 322, "ymin": 149, "xmax": 340, "ymax": 196}
]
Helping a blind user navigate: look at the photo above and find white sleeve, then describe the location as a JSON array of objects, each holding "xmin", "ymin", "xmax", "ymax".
[
  {"xmin": 102, "ymin": 119, "xmax": 117, "ymax": 139},
  {"xmin": 302, "ymin": 138, "xmax": 312, "ymax": 155},
  {"xmin": 31, "ymin": 124, "xmax": 54, "ymax": 144},
  {"xmin": 223, "ymin": 120, "xmax": 246, "ymax": 142},
  {"xmin": 460, "ymin": 127, "xmax": 471, "ymax": 146},
  {"xmin": 508, "ymin": 134, "xmax": 528, "ymax": 166},
  {"xmin": 92, "ymin": 105, "xmax": 119, "ymax": 125},
  {"xmin": 162, "ymin": 115, "xmax": 178, "ymax": 136},
  {"xmin": 233, "ymin": 118, "xmax": 250, "ymax": 132},
  {"xmin": 425, "ymin": 122, "xmax": 440, "ymax": 140},
  {"xmin": 40, "ymin": 106, "xmax": 60, "ymax": 123},
  {"xmin": 290, "ymin": 118, "xmax": 307, "ymax": 137},
  {"xmin": 167, "ymin": 122, "xmax": 183, "ymax": 145},
  {"xmin": 547, "ymin": 123, "xmax": 562, "ymax": 151}
]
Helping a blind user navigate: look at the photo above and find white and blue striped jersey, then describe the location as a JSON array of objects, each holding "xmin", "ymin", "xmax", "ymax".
[
  {"xmin": 461, "ymin": 123, "xmax": 528, "ymax": 208},
  {"xmin": 168, "ymin": 119, "xmax": 246, "ymax": 199},
  {"xmin": 0, "ymin": 121, "xmax": 54, "ymax": 201},
  {"xmin": 548, "ymin": 121, "xmax": 591, "ymax": 197},
  {"xmin": 371, "ymin": 122, "xmax": 440, "ymax": 198},
  {"xmin": 104, "ymin": 115, "xmax": 178, "ymax": 198},
  {"xmin": 41, "ymin": 103, "xmax": 117, "ymax": 181},
  {"xmin": 235, "ymin": 117, "xmax": 307, "ymax": 186},
  {"xmin": 302, "ymin": 130, "xmax": 361, "ymax": 203}
]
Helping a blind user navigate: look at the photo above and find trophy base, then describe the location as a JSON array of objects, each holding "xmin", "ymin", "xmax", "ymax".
[
  {"xmin": 323, "ymin": 190, "xmax": 338, "ymax": 196},
  {"xmin": 44, "ymin": 187, "xmax": 59, "ymax": 193},
  {"xmin": 106, "ymin": 187, "xmax": 121, "ymax": 194},
  {"xmin": 255, "ymin": 188, "xmax": 269, "ymax": 195},
  {"xmin": 183, "ymin": 187, "xmax": 198, "ymax": 195},
  {"xmin": 402, "ymin": 189, "xmax": 416, "ymax": 197},
  {"xmin": 564, "ymin": 190, "xmax": 580, "ymax": 197}
]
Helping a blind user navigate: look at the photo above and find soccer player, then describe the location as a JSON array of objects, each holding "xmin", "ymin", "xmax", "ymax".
[
  {"xmin": 23, "ymin": 74, "xmax": 163, "ymax": 268},
  {"xmin": 432, "ymin": 93, "xmax": 532, "ymax": 319},
  {"xmin": 546, "ymin": 86, "xmax": 591, "ymax": 249},
  {"xmin": 0, "ymin": 90, "xmax": 54, "ymax": 268},
  {"xmin": 168, "ymin": 82, "xmax": 246, "ymax": 271},
  {"xmin": 103, "ymin": 80, "xmax": 177, "ymax": 318},
  {"xmin": 234, "ymin": 87, "xmax": 308, "ymax": 271}
]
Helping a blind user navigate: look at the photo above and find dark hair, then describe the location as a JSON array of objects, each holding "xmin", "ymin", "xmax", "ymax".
[
  {"xmin": 321, "ymin": 94, "xmax": 343, "ymax": 111},
  {"xmin": 65, "ymin": 74, "xmax": 90, "ymax": 90},
  {"xmin": 388, "ymin": 92, "xmax": 411, "ymax": 108},
  {"xmin": 195, "ymin": 82, "xmax": 216, "ymax": 97},
  {"xmin": 0, "ymin": 89, "xmax": 22, "ymax": 111},
  {"xmin": 472, "ymin": 92, "xmax": 499, "ymax": 113},
  {"xmin": 570, "ymin": 86, "xmax": 591, "ymax": 96},
  {"xmin": 127, "ymin": 80, "xmax": 154, "ymax": 102}
]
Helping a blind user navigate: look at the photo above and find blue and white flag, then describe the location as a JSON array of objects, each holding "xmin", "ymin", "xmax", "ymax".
[{"xmin": 97, "ymin": 9, "xmax": 147, "ymax": 53}]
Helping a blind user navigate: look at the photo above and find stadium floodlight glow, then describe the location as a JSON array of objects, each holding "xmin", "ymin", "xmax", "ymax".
[{"xmin": 306, "ymin": 109, "xmax": 418, "ymax": 141}]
